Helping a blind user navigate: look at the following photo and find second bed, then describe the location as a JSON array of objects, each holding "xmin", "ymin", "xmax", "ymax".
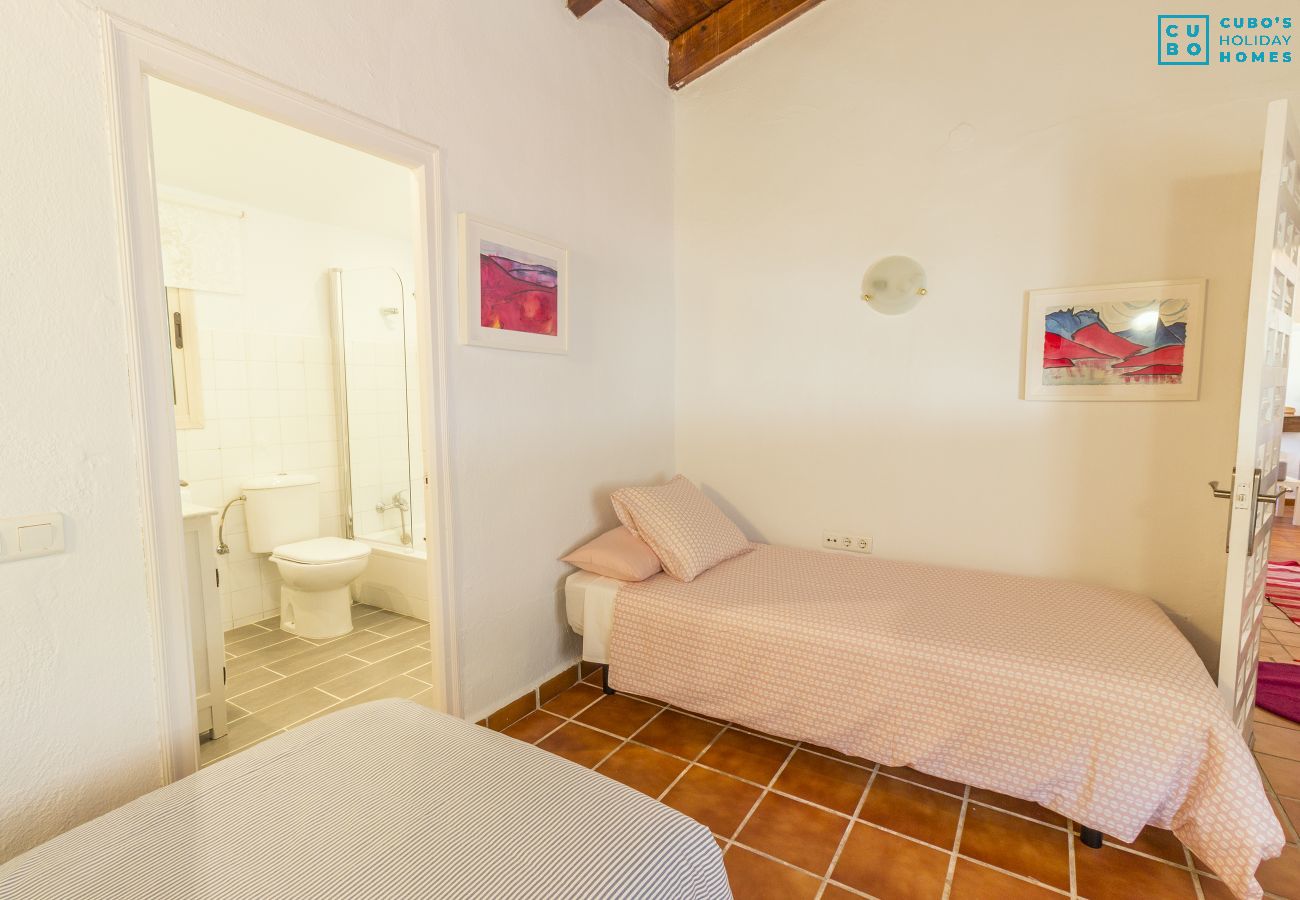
[{"xmin": 566, "ymin": 542, "xmax": 1283, "ymax": 900}]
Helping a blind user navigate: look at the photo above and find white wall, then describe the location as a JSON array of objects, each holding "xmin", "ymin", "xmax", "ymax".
[
  {"xmin": 0, "ymin": 0, "xmax": 673, "ymax": 861},
  {"xmin": 674, "ymin": 0, "xmax": 1300, "ymax": 672}
]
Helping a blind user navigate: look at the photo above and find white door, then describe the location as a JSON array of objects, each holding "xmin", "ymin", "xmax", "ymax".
[{"xmin": 1218, "ymin": 99, "xmax": 1298, "ymax": 736}]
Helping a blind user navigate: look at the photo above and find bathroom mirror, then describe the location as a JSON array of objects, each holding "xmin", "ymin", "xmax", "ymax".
[{"xmin": 861, "ymin": 256, "xmax": 928, "ymax": 316}]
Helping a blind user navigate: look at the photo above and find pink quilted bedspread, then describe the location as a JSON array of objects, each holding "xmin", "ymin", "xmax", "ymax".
[{"xmin": 608, "ymin": 544, "xmax": 1283, "ymax": 899}]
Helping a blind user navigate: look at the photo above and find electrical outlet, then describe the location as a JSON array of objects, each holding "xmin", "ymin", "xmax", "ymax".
[{"xmin": 822, "ymin": 531, "xmax": 873, "ymax": 554}]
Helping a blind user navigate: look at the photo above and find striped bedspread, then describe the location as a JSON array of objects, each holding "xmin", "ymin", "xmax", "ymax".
[{"xmin": 0, "ymin": 700, "xmax": 730, "ymax": 900}]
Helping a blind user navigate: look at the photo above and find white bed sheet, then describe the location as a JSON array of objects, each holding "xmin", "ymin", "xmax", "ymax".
[{"xmin": 565, "ymin": 569, "xmax": 625, "ymax": 663}]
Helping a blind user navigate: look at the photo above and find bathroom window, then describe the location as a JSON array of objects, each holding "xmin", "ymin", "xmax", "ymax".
[{"xmin": 166, "ymin": 286, "xmax": 205, "ymax": 429}]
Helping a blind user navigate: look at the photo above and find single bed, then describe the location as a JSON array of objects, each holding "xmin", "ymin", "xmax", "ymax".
[
  {"xmin": 0, "ymin": 700, "xmax": 730, "ymax": 900},
  {"xmin": 570, "ymin": 543, "xmax": 1283, "ymax": 900}
]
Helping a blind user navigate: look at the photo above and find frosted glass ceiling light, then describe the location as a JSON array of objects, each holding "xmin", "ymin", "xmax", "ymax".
[{"xmin": 861, "ymin": 256, "xmax": 927, "ymax": 316}]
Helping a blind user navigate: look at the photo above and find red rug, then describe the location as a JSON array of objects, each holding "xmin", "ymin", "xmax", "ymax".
[
  {"xmin": 1258, "ymin": 662, "xmax": 1300, "ymax": 725},
  {"xmin": 1266, "ymin": 561, "xmax": 1300, "ymax": 625}
]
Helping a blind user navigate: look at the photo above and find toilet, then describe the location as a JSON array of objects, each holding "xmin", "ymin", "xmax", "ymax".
[{"xmin": 243, "ymin": 473, "xmax": 371, "ymax": 640}]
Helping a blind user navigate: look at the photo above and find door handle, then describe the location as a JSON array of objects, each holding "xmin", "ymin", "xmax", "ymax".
[{"xmin": 1209, "ymin": 475, "xmax": 1238, "ymax": 553}]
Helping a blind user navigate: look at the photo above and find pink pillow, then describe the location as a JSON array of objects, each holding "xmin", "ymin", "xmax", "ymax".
[
  {"xmin": 561, "ymin": 526, "xmax": 662, "ymax": 582},
  {"xmin": 610, "ymin": 475, "xmax": 750, "ymax": 582}
]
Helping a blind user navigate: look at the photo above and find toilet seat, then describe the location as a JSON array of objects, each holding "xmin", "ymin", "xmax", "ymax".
[{"xmin": 272, "ymin": 537, "xmax": 370, "ymax": 565}]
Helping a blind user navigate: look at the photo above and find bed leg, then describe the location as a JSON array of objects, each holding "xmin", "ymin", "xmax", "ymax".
[
  {"xmin": 602, "ymin": 666, "xmax": 614, "ymax": 695},
  {"xmin": 1079, "ymin": 827, "xmax": 1103, "ymax": 849}
]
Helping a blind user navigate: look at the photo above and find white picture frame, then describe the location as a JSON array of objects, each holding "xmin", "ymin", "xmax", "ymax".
[
  {"xmin": 457, "ymin": 213, "xmax": 568, "ymax": 354},
  {"xmin": 1022, "ymin": 278, "xmax": 1207, "ymax": 401}
]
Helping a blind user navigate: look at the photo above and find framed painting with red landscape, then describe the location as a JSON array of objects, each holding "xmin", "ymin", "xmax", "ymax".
[
  {"xmin": 1022, "ymin": 279, "xmax": 1206, "ymax": 401},
  {"xmin": 457, "ymin": 213, "xmax": 568, "ymax": 354}
]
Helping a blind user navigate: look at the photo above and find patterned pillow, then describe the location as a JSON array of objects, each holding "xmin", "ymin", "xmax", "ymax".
[{"xmin": 610, "ymin": 475, "xmax": 751, "ymax": 582}]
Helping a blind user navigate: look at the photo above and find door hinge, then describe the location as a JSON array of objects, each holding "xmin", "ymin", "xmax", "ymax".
[
  {"xmin": 215, "ymin": 567, "xmax": 220, "ymax": 588},
  {"xmin": 222, "ymin": 666, "xmax": 227, "ymax": 685},
  {"xmin": 173, "ymin": 311, "xmax": 184, "ymax": 349}
]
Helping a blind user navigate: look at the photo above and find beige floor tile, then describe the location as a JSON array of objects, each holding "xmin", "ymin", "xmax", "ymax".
[
  {"xmin": 225, "ymin": 628, "xmax": 302, "ymax": 657},
  {"xmin": 349, "ymin": 628, "xmax": 428, "ymax": 663},
  {"xmin": 265, "ymin": 629, "xmax": 388, "ymax": 676},
  {"xmin": 225, "ymin": 666, "xmax": 283, "ymax": 697},
  {"xmin": 311, "ymin": 674, "xmax": 429, "ymax": 722},
  {"xmin": 318, "ymin": 647, "xmax": 432, "ymax": 699},
  {"xmin": 365, "ymin": 617, "xmax": 427, "ymax": 638},
  {"xmin": 199, "ymin": 716, "xmax": 281, "ymax": 765},
  {"xmin": 223, "ymin": 623, "xmax": 270, "ymax": 644},
  {"xmin": 231, "ymin": 654, "xmax": 367, "ymax": 711},
  {"xmin": 243, "ymin": 687, "xmax": 340, "ymax": 731},
  {"xmin": 225, "ymin": 637, "xmax": 315, "ymax": 676},
  {"xmin": 350, "ymin": 609, "xmax": 399, "ymax": 630}
]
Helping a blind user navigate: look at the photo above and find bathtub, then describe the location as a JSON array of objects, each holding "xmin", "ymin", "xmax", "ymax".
[{"xmin": 354, "ymin": 525, "xmax": 429, "ymax": 622}]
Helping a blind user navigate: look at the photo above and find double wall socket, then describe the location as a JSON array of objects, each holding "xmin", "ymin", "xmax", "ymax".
[{"xmin": 821, "ymin": 531, "xmax": 873, "ymax": 554}]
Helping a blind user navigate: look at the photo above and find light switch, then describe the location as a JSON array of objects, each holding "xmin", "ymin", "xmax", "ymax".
[
  {"xmin": 17, "ymin": 524, "xmax": 54, "ymax": 552},
  {"xmin": 1, "ymin": 514, "xmax": 64, "ymax": 562}
]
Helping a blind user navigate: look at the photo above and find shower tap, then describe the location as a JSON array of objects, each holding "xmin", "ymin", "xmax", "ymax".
[{"xmin": 375, "ymin": 490, "xmax": 413, "ymax": 546}]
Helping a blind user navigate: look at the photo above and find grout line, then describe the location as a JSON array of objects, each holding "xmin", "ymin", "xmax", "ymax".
[
  {"xmin": 723, "ymin": 737, "xmax": 798, "ymax": 843},
  {"xmin": 939, "ymin": 784, "xmax": 970, "ymax": 900},
  {"xmin": 1186, "ymin": 845, "xmax": 1207, "ymax": 900},
  {"xmin": 1066, "ymin": 817, "xmax": 1078, "ymax": 899},
  {"xmin": 816, "ymin": 763, "xmax": 875, "ymax": 898}
]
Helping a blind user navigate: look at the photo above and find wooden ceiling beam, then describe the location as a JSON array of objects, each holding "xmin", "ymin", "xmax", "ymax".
[
  {"xmin": 617, "ymin": 0, "xmax": 679, "ymax": 38},
  {"xmin": 567, "ymin": 0, "xmax": 605, "ymax": 17},
  {"xmin": 668, "ymin": 0, "xmax": 825, "ymax": 89}
]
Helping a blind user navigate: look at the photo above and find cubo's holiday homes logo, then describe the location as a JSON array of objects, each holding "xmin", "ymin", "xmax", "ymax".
[
  {"xmin": 1158, "ymin": 14, "xmax": 1293, "ymax": 65},
  {"xmin": 1158, "ymin": 15, "xmax": 1210, "ymax": 64}
]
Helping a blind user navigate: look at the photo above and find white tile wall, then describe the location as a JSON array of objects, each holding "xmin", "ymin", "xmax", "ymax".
[
  {"xmin": 344, "ymin": 338, "xmax": 415, "ymax": 539},
  {"xmin": 178, "ymin": 329, "xmax": 343, "ymax": 629}
]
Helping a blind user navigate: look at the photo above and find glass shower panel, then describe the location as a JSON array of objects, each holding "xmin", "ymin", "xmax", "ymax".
[{"xmin": 331, "ymin": 267, "xmax": 416, "ymax": 548}]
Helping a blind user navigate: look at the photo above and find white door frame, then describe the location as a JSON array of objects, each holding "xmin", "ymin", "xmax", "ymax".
[{"xmin": 103, "ymin": 15, "xmax": 461, "ymax": 783}]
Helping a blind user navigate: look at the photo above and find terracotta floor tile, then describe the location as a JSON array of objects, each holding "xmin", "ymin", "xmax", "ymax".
[
  {"xmin": 958, "ymin": 803, "xmax": 1070, "ymax": 891},
  {"xmin": 877, "ymin": 764, "xmax": 964, "ymax": 796},
  {"xmin": 949, "ymin": 858, "xmax": 1061, "ymax": 899},
  {"xmin": 1074, "ymin": 843, "xmax": 1197, "ymax": 899},
  {"xmin": 540, "ymin": 682, "xmax": 603, "ymax": 718},
  {"xmin": 700, "ymin": 728, "xmax": 792, "ymax": 784},
  {"xmin": 1257, "ymin": 707, "xmax": 1300, "ymax": 732},
  {"xmin": 1113, "ymin": 825, "xmax": 1186, "ymax": 865},
  {"xmin": 736, "ymin": 792, "xmax": 849, "ymax": 875},
  {"xmin": 1257, "ymin": 722, "xmax": 1300, "ymax": 761},
  {"xmin": 595, "ymin": 743, "xmax": 688, "ymax": 798},
  {"xmin": 634, "ymin": 709, "xmax": 724, "ymax": 759},
  {"xmin": 730, "ymin": 723, "xmax": 795, "ymax": 745},
  {"xmin": 575, "ymin": 693, "xmax": 662, "ymax": 737},
  {"xmin": 831, "ymin": 822, "xmax": 950, "ymax": 899},
  {"xmin": 818, "ymin": 887, "xmax": 861, "ymax": 900},
  {"xmin": 662, "ymin": 765, "xmax": 763, "ymax": 837},
  {"xmin": 502, "ymin": 710, "xmax": 564, "ymax": 743},
  {"xmin": 1260, "ymin": 753, "xmax": 1300, "ymax": 799},
  {"xmin": 1195, "ymin": 876, "xmax": 1236, "ymax": 900},
  {"xmin": 772, "ymin": 749, "xmax": 870, "ymax": 814},
  {"xmin": 859, "ymin": 773, "xmax": 962, "ymax": 850},
  {"xmin": 969, "ymin": 787, "xmax": 1066, "ymax": 827},
  {"xmin": 1280, "ymin": 796, "xmax": 1300, "ymax": 835},
  {"xmin": 1258, "ymin": 843, "xmax": 1300, "ymax": 897},
  {"xmin": 800, "ymin": 742, "xmax": 873, "ymax": 767},
  {"xmin": 535, "ymin": 723, "xmax": 621, "ymax": 768},
  {"xmin": 722, "ymin": 846, "xmax": 821, "ymax": 900}
]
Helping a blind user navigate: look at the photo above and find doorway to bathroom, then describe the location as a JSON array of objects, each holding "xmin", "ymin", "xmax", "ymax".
[{"xmin": 106, "ymin": 21, "xmax": 457, "ymax": 782}]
